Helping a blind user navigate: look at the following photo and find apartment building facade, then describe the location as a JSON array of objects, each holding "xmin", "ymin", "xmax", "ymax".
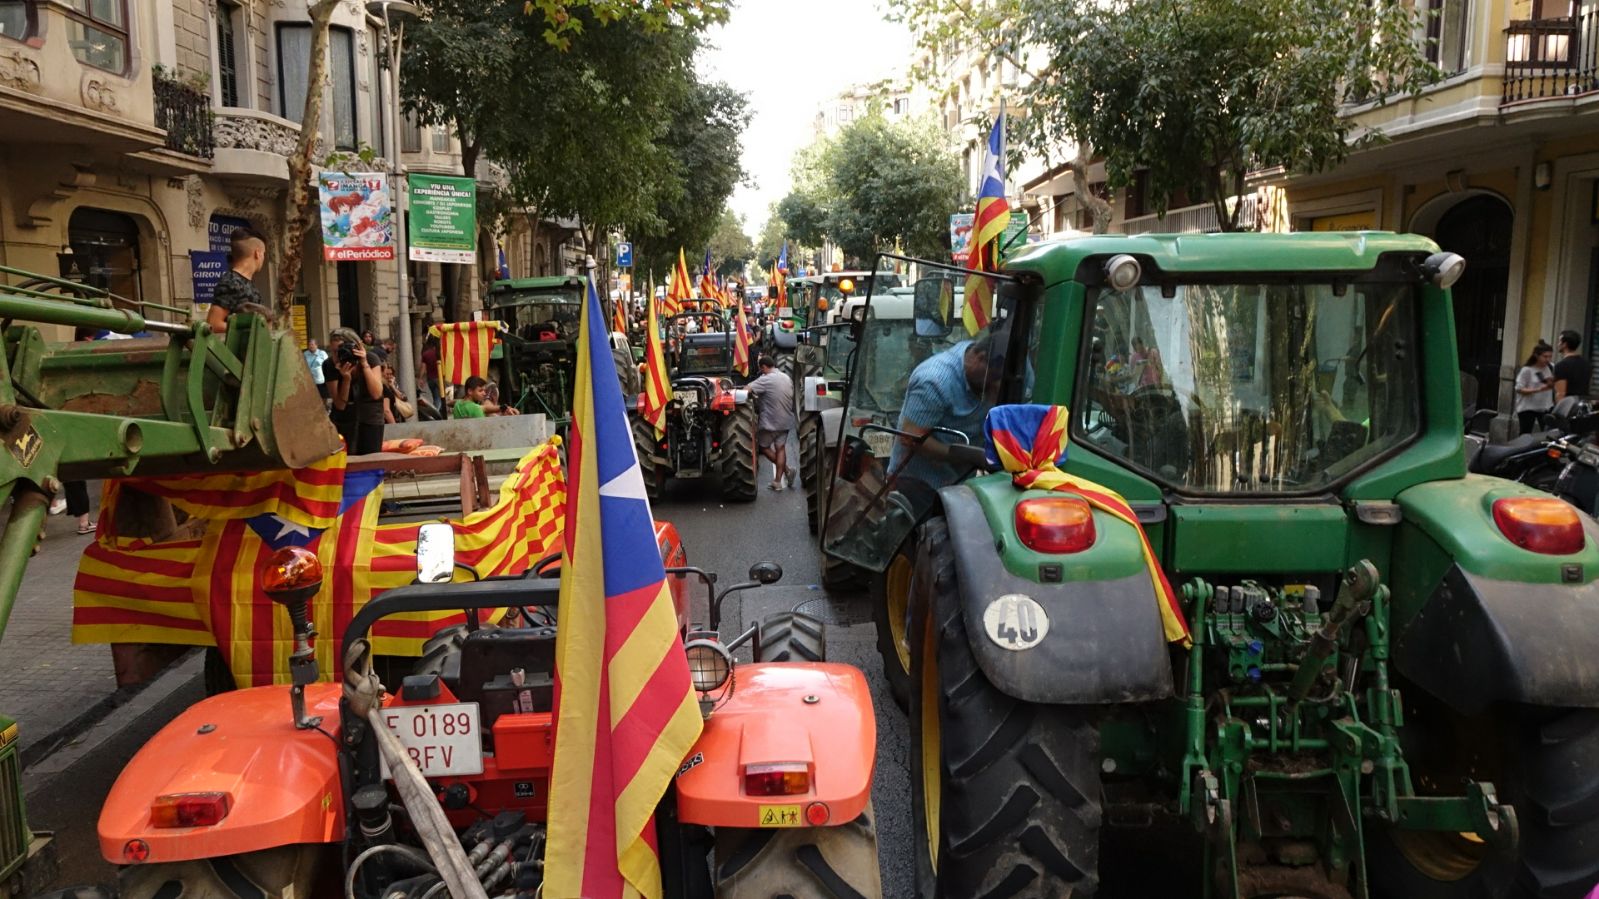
[{"xmin": 0, "ymin": 0, "xmax": 574, "ymax": 350}]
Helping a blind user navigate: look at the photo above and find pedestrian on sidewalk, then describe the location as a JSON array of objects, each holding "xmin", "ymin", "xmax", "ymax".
[
  {"xmin": 1515, "ymin": 340, "xmax": 1556, "ymax": 435},
  {"xmin": 207, "ymin": 227, "xmax": 268, "ymax": 336},
  {"xmin": 330, "ymin": 327, "xmax": 386, "ymax": 454},
  {"xmin": 303, "ymin": 338, "xmax": 329, "ymax": 400},
  {"xmin": 747, "ymin": 356, "xmax": 796, "ymax": 490},
  {"xmin": 1554, "ymin": 329, "xmax": 1592, "ymax": 400}
]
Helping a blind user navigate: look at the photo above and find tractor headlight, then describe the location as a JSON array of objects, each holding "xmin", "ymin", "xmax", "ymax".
[
  {"xmin": 684, "ymin": 639, "xmax": 733, "ymax": 692},
  {"xmin": 1104, "ymin": 254, "xmax": 1142, "ymax": 292},
  {"xmin": 1423, "ymin": 252, "xmax": 1467, "ymax": 290}
]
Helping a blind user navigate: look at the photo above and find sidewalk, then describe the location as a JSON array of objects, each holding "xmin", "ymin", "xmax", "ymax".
[{"xmin": 0, "ymin": 492, "xmax": 119, "ymax": 763}]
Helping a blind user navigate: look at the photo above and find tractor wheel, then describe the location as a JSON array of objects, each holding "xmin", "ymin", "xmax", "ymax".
[
  {"xmin": 909, "ymin": 517, "xmax": 1102, "ymax": 898},
  {"xmin": 821, "ymin": 553, "xmax": 870, "ymax": 592},
  {"xmin": 633, "ymin": 414, "xmax": 666, "ymax": 503},
  {"xmin": 799, "ymin": 413, "xmax": 826, "ymax": 533},
  {"xmin": 1367, "ymin": 703, "xmax": 1599, "ymax": 899},
  {"xmin": 119, "ymin": 846, "xmax": 322, "ymax": 899},
  {"xmin": 719, "ymin": 402, "xmax": 759, "ymax": 503},
  {"xmin": 755, "ymin": 611, "xmax": 826, "ymax": 663},
  {"xmin": 871, "ymin": 539, "xmax": 915, "ymax": 711},
  {"xmin": 713, "ymin": 802, "xmax": 883, "ymax": 899},
  {"xmin": 613, "ymin": 343, "xmax": 641, "ymax": 396}
]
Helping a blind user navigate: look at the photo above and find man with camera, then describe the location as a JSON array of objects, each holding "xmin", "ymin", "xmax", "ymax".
[{"xmin": 328, "ymin": 326, "xmax": 386, "ymax": 455}]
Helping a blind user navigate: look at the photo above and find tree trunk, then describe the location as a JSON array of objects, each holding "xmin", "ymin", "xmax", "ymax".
[
  {"xmin": 1068, "ymin": 143, "xmax": 1113, "ymax": 235},
  {"xmin": 275, "ymin": 0, "xmax": 341, "ymax": 322}
]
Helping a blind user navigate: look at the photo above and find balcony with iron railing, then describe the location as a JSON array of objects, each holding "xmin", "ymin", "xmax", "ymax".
[
  {"xmin": 1503, "ymin": 11, "xmax": 1599, "ymax": 104},
  {"xmin": 152, "ymin": 71, "xmax": 213, "ymax": 159},
  {"xmin": 1118, "ymin": 196, "xmax": 1260, "ymax": 235}
]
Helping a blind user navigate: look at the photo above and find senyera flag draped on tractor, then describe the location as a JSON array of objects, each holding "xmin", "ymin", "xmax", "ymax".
[
  {"xmin": 429, "ymin": 319, "xmax": 503, "ymax": 388},
  {"xmin": 963, "ymin": 111, "xmax": 1011, "ymax": 335},
  {"xmin": 71, "ymin": 443, "xmax": 566, "ymax": 686},
  {"xmin": 545, "ymin": 276, "xmax": 702, "ymax": 899}
]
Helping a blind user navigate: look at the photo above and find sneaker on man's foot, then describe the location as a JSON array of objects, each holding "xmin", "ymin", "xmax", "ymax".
[{"xmin": 48, "ymin": 497, "xmax": 66, "ymax": 515}]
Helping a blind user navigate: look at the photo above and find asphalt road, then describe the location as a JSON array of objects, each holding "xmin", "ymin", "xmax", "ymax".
[{"xmin": 22, "ymin": 446, "xmax": 915, "ymax": 895}]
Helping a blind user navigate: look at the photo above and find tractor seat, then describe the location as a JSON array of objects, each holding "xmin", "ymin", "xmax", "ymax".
[{"xmin": 1471, "ymin": 432, "xmax": 1547, "ymax": 473}]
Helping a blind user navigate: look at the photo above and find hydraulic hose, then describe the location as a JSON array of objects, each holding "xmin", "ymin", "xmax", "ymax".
[{"xmin": 344, "ymin": 843, "xmax": 435, "ymax": 899}]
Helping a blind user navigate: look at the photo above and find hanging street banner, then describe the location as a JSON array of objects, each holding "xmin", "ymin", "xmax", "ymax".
[
  {"xmin": 950, "ymin": 213, "xmax": 975, "ymax": 263},
  {"xmin": 408, "ymin": 174, "xmax": 477, "ymax": 264},
  {"xmin": 318, "ymin": 172, "xmax": 394, "ymax": 262}
]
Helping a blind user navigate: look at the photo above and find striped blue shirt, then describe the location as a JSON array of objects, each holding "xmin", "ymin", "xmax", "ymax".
[{"xmin": 890, "ymin": 341, "xmax": 986, "ymax": 485}]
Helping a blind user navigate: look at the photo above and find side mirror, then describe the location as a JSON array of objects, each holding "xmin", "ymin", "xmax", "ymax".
[
  {"xmin": 748, "ymin": 561, "xmax": 783, "ymax": 584},
  {"xmin": 417, "ymin": 522, "xmax": 457, "ymax": 584}
]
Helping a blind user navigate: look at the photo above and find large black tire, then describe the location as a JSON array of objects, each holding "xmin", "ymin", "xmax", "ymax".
[
  {"xmin": 713, "ymin": 802, "xmax": 883, "ymax": 898},
  {"xmin": 822, "ymin": 553, "xmax": 870, "ymax": 592},
  {"xmin": 755, "ymin": 611, "xmax": 826, "ymax": 663},
  {"xmin": 799, "ymin": 413, "xmax": 824, "ymax": 533},
  {"xmin": 871, "ymin": 539, "xmax": 915, "ymax": 711},
  {"xmin": 720, "ymin": 402, "xmax": 759, "ymax": 503},
  {"xmin": 118, "ymin": 846, "xmax": 322, "ymax": 899},
  {"xmin": 613, "ymin": 343, "xmax": 641, "ymax": 397},
  {"xmin": 1367, "ymin": 703, "xmax": 1599, "ymax": 899},
  {"xmin": 909, "ymin": 517, "xmax": 1102, "ymax": 898},
  {"xmin": 633, "ymin": 414, "xmax": 666, "ymax": 503}
]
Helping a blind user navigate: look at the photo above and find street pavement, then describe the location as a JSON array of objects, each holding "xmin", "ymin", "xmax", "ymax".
[{"xmin": 15, "ymin": 437, "xmax": 916, "ymax": 893}]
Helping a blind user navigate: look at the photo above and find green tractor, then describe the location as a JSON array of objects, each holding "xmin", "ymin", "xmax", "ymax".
[
  {"xmin": 820, "ymin": 235, "xmax": 1599, "ymax": 898},
  {"xmin": 483, "ymin": 275, "xmax": 639, "ymax": 420},
  {"xmin": 0, "ymin": 266, "xmax": 340, "ymax": 895}
]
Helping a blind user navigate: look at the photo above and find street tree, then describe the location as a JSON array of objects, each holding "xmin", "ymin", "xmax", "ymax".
[
  {"xmin": 276, "ymin": 0, "xmax": 340, "ymax": 319},
  {"xmin": 776, "ymin": 114, "xmax": 966, "ymax": 264},
  {"xmin": 889, "ymin": 0, "xmax": 1438, "ymax": 231},
  {"xmin": 707, "ymin": 209, "xmax": 755, "ymax": 277}
]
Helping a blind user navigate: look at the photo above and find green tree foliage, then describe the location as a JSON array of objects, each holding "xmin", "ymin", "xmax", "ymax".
[
  {"xmin": 777, "ymin": 114, "xmax": 966, "ymax": 264},
  {"xmin": 522, "ymin": 0, "xmax": 729, "ymax": 49},
  {"xmin": 889, "ymin": 0, "xmax": 1438, "ymax": 231},
  {"xmin": 707, "ymin": 209, "xmax": 755, "ymax": 277}
]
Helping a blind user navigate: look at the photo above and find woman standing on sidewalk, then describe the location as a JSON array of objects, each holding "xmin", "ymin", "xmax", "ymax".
[{"xmin": 1515, "ymin": 340, "xmax": 1557, "ymax": 435}]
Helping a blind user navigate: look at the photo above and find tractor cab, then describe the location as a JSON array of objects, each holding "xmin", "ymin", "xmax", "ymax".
[{"xmin": 483, "ymin": 276, "xmax": 587, "ymax": 418}]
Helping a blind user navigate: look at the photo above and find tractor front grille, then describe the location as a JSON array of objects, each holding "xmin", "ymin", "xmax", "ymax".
[{"xmin": 0, "ymin": 736, "xmax": 26, "ymax": 878}]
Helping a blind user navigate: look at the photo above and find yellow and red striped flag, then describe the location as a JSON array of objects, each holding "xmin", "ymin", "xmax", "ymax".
[
  {"xmin": 611, "ymin": 293, "xmax": 629, "ymax": 335},
  {"xmin": 963, "ymin": 112, "xmax": 1011, "ymax": 336},
  {"xmin": 665, "ymin": 248, "xmax": 691, "ymax": 317},
  {"xmin": 428, "ymin": 320, "xmax": 503, "ymax": 385},
  {"xmin": 545, "ymin": 277, "xmax": 701, "ymax": 899},
  {"xmin": 733, "ymin": 296, "xmax": 752, "ymax": 378},
  {"xmin": 641, "ymin": 286, "xmax": 671, "ymax": 438}
]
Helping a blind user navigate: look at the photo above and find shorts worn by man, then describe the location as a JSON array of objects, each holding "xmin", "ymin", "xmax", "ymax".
[
  {"xmin": 890, "ymin": 335, "xmax": 1001, "ymax": 489},
  {"xmin": 746, "ymin": 357, "xmax": 797, "ymax": 489}
]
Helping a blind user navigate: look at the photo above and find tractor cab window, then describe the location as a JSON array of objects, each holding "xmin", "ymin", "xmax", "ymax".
[
  {"xmin": 1077, "ymin": 280, "xmax": 1422, "ymax": 493},
  {"xmin": 677, "ymin": 339, "xmax": 732, "ymax": 375},
  {"xmin": 494, "ymin": 294, "xmax": 581, "ymax": 342}
]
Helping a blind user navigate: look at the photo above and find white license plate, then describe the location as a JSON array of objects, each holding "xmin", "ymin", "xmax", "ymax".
[
  {"xmin": 865, "ymin": 430, "xmax": 895, "ymax": 458},
  {"xmin": 380, "ymin": 702, "xmax": 484, "ymax": 778},
  {"xmin": 673, "ymin": 390, "xmax": 697, "ymax": 406}
]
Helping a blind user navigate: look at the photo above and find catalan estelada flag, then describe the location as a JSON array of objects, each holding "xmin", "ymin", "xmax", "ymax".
[
  {"xmin": 699, "ymin": 249, "xmax": 716, "ymax": 299},
  {"xmin": 733, "ymin": 296, "xmax": 752, "ymax": 378},
  {"xmin": 72, "ymin": 444, "xmax": 567, "ymax": 686},
  {"xmin": 109, "ymin": 452, "xmax": 347, "ymax": 529},
  {"xmin": 545, "ymin": 277, "xmax": 701, "ymax": 899},
  {"xmin": 665, "ymin": 248, "xmax": 692, "ymax": 316},
  {"xmin": 428, "ymin": 320, "xmax": 503, "ymax": 385},
  {"xmin": 964, "ymin": 111, "xmax": 1010, "ymax": 336},
  {"xmin": 641, "ymin": 289, "xmax": 671, "ymax": 438},
  {"xmin": 983, "ymin": 404, "xmax": 1191, "ymax": 647}
]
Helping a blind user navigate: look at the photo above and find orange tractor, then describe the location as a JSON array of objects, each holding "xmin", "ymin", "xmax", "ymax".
[{"xmin": 84, "ymin": 522, "xmax": 881, "ymax": 898}]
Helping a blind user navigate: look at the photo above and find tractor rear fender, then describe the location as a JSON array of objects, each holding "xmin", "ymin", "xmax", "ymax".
[
  {"xmin": 939, "ymin": 483, "xmax": 1175, "ymax": 704},
  {"xmin": 98, "ymin": 684, "xmax": 344, "ymax": 865},
  {"xmin": 1393, "ymin": 476, "xmax": 1599, "ymax": 715},
  {"xmin": 675, "ymin": 662, "xmax": 875, "ymax": 829}
]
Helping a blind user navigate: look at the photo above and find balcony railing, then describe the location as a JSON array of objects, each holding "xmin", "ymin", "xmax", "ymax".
[
  {"xmin": 1119, "ymin": 197, "xmax": 1259, "ymax": 235},
  {"xmin": 1503, "ymin": 12, "xmax": 1599, "ymax": 104},
  {"xmin": 153, "ymin": 73, "xmax": 214, "ymax": 158}
]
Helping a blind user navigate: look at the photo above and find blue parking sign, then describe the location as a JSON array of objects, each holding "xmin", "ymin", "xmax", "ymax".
[{"xmin": 617, "ymin": 241, "xmax": 633, "ymax": 268}]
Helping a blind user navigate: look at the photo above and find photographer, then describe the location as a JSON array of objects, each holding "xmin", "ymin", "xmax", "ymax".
[
  {"xmin": 329, "ymin": 326, "xmax": 386, "ymax": 454},
  {"xmin": 1515, "ymin": 340, "xmax": 1557, "ymax": 435}
]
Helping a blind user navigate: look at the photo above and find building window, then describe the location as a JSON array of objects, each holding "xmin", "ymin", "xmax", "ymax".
[
  {"xmin": 66, "ymin": 0, "xmax": 127, "ymax": 73},
  {"xmin": 431, "ymin": 125, "xmax": 450, "ymax": 153},
  {"xmin": 0, "ymin": 1, "xmax": 36, "ymax": 42},
  {"xmin": 276, "ymin": 24, "xmax": 310, "ymax": 121},
  {"xmin": 216, "ymin": 0, "xmax": 243, "ymax": 107},
  {"xmin": 402, "ymin": 111, "xmax": 422, "ymax": 153},
  {"xmin": 1427, "ymin": 0, "xmax": 1470, "ymax": 74},
  {"xmin": 893, "ymin": 97, "xmax": 909, "ymax": 116},
  {"xmin": 330, "ymin": 26, "xmax": 357, "ymax": 151}
]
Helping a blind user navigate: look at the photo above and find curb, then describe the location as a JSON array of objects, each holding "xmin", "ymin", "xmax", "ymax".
[{"xmin": 21, "ymin": 649, "xmax": 204, "ymax": 797}]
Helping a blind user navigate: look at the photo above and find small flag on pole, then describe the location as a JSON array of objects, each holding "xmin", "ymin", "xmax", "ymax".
[
  {"xmin": 641, "ymin": 285, "xmax": 671, "ymax": 438},
  {"xmin": 963, "ymin": 110, "xmax": 1011, "ymax": 336}
]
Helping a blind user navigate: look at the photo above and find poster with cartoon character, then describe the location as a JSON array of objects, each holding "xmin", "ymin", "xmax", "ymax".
[{"xmin": 319, "ymin": 173, "xmax": 395, "ymax": 261}]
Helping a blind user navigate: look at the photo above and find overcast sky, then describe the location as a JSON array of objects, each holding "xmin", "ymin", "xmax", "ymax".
[{"xmin": 696, "ymin": 0, "xmax": 913, "ymax": 246}]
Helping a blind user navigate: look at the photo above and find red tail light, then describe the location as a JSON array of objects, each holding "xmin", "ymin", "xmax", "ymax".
[
  {"xmin": 1015, "ymin": 496, "xmax": 1096, "ymax": 554},
  {"xmin": 1492, "ymin": 497, "xmax": 1585, "ymax": 555},
  {"xmin": 744, "ymin": 763, "xmax": 810, "ymax": 796},
  {"xmin": 710, "ymin": 393, "xmax": 735, "ymax": 412},
  {"xmin": 150, "ymin": 792, "xmax": 233, "ymax": 828},
  {"xmin": 805, "ymin": 801, "xmax": 831, "ymax": 825},
  {"xmin": 815, "ymin": 383, "xmax": 828, "ymax": 396}
]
